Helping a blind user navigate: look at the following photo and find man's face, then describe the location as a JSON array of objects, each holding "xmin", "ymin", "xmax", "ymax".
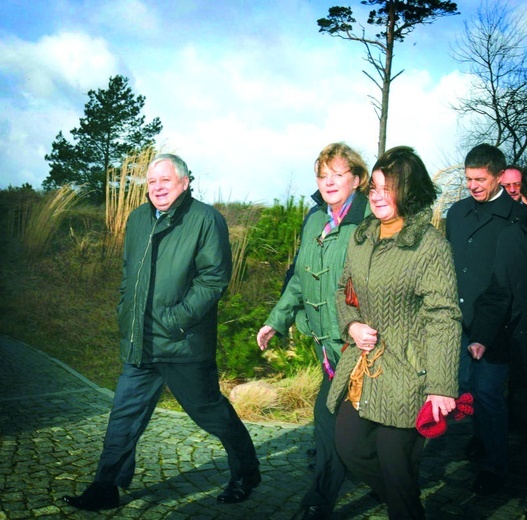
[
  {"xmin": 465, "ymin": 167, "xmax": 503, "ymax": 202},
  {"xmin": 500, "ymin": 168, "xmax": 522, "ymax": 201},
  {"xmin": 147, "ymin": 160, "xmax": 189, "ymax": 211}
]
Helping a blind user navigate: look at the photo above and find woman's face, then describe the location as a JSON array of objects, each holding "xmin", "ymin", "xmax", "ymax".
[
  {"xmin": 316, "ymin": 156, "xmax": 360, "ymax": 212},
  {"xmin": 369, "ymin": 169, "xmax": 398, "ymax": 222}
]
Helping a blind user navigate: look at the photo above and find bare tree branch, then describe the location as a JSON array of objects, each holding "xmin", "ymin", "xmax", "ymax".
[
  {"xmin": 451, "ymin": 0, "xmax": 527, "ymax": 163},
  {"xmin": 318, "ymin": 1, "xmax": 459, "ymax": 155}
]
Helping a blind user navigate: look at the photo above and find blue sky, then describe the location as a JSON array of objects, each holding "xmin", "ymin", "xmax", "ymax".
[{"xmin": 1, "ymin": 0, "xmax": 525, "ymax": 204}]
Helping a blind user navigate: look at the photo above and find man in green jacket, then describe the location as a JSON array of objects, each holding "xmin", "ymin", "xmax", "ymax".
[{"xmin": 62, "ymin": 154, "xmax": 259, "ymax": 511}]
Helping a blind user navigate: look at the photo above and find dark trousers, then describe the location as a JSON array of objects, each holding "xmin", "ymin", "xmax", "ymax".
[
  {"xmin": 335, "ymin": 399, "xmax": 426, "ymax": 520},
  {"xmin": 508, "ymin": 335, "xmax": 527, "ymax": 432},
  {"xmin": 459, "ymin": 333, "xmax": 508, "ymax": 475},
  {"xmin": 301, "ymin": 372, "xmax": 347, "ymax": 515},
  {"xmin": 94, "ymin": 362, "xmax": 258, "ymax": 488}
]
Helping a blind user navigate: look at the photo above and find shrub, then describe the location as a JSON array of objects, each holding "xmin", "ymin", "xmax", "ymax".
[{"xmin": 246, "ymin": 195, "xmax": 309, "ymax": 267}]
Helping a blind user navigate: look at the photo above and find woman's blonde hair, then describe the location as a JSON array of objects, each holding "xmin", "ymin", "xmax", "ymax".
[{"xmin": 315, "ymin": 142, "xmax": 369, "ymax": 192}]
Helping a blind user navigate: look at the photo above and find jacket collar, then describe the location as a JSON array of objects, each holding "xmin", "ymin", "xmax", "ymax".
[
  {"xmin": 311, "ymin": 189, "xmax": 369, "ymax": 226},
  {"xmin": 461, "ymin": 189, "xmax": 515, "ymax": 218},
  {"xmin": 355, "ymin": 207, "xmax": 433, "ymax": 248},
  {"xmin": 147, "ymin": 188, "xmax": 192, "ymax": 219}
]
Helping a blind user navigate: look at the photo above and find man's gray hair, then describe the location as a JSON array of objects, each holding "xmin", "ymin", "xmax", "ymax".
[{"xmin": 149, "ymin": 154, "xmax": 189, "ymax": 179}]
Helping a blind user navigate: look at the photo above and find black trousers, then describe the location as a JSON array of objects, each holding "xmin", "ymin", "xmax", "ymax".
[
  {"xmin": 94, "ymin": 361, "xmax": 258, "ymax": 488},
  {"xmin": 335, "ymin": 399, "xmax": 426, "ymax": 520},
  {"xmin": 301, "ymin": 372, "xmax": 347, "ymax": 514}
]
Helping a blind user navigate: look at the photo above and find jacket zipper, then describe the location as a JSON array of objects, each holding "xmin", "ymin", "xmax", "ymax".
[{"xmin": 129, "ymin": 216, "xmax": 162, "ymax": 364}]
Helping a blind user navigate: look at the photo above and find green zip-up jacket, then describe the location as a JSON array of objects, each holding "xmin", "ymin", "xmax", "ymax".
[
  {"xmin": 265, "ymin": 190, "xmax": 369, "ymax": 368},
  {"xmin": 327, "ymin": 208, "xmax": 462, "ymax": 428},
  {"xmin": 117, "ymin": 189, "xmax": 232, "ymax": 365}
]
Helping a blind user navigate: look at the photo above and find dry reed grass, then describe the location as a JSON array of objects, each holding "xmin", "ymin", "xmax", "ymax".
[
  {"xmin": 227, "ymin": 207, "xmax": 262, "ymax": 295},
  {"xmin": 22, "ymin": 185, "xmax": 81, "ymax": 262},
  {"xmin": 6, "ymin": 196, "xmax": 34, "ymax": 238},
  {"xmin": 431, "ymin": 163, "xmax": 466, "ymax": 230},
  {"xmin": 105, "ymin": 147, "xmax": 155, "ymax": 256}
]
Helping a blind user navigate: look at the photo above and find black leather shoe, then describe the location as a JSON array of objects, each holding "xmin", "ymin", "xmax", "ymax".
[
  {"xmin": 299, "ymin": 505, "xmax": 329, "ymax": 520},
  {"xmin": 217, "ymin": 469, "xmax": 261, "ymax": 504},
  {"xmin": 473, "ymin": 470, "xmax": 504, "ymax": 496},
  {"xmin": 62, "ymin": 482, "xmax": 119, "ymax": 511}
]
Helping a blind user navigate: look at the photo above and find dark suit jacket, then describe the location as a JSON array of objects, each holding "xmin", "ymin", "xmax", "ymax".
[
  {"xmin": 471, "ymin": 214, "xmax": 527, "ymax": 352},
  {"xmin": 446, "ymin": 190, "xmax": 527, "ymax": 362}
]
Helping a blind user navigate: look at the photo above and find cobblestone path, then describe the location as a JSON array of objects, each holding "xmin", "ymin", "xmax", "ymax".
[{"xmin": 1, "ymin": 335, "xmax": 525, "ymax": 519}]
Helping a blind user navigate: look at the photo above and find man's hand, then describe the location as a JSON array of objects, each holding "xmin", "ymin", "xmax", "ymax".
[
  {"xmin": 468, "ymin": 342, "xmax": 486, "ymax": 360},
  {"xmin": 257, "ymin": 326, "xmax": 276, "ymax": 351}
]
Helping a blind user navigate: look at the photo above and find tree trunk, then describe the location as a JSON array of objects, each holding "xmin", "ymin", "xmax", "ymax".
[{"xmin": 378, "ymin": 1, "xmax": 397, "ymax": 157}]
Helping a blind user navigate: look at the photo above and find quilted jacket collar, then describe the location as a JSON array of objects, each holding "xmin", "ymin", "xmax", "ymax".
[{"xmin": 355, "ymin": 207, "xmax": 433, "ymax": 248}]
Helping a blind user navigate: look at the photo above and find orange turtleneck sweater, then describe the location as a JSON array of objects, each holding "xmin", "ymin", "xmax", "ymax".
[{"xmin": 379, "ymin": 216, "xmax": 404, "ymax": 239}]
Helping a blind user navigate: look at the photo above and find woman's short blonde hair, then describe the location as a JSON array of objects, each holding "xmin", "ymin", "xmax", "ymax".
[{"xmin": 314, "ymin": 142, "xmax": 369, "ymax": 192}]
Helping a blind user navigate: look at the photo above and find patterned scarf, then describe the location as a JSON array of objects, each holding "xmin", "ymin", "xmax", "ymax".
[{"xmin": 319, "ymin": 193, "xmax": 355, "ymax": 242}]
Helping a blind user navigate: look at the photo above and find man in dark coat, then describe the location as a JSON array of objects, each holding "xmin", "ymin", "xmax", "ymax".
[
  {"xmin": 62, "ymin": 154, "xmax": 259, "ymax": 511},
  {"xmin": 470, "ymin": 213, "xmax": 527, "ymax": 430},
  {"xmin": 469, "ymin": 213, "xmax": 527, "ymax": 514},
  {"xmin": 446, "ymin": 143, "xmax": 527, "ymax": 496}
]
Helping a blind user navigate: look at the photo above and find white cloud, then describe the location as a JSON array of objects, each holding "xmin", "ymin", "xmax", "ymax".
[
  {"xmin": 130, "ymin": 37, "xmax": 381, "ymax": 204},
  {"xmin": 387, "ymin": 68, "xmax": 471, "ymax": 174},
  {"xmin": 0, "ymin": 30, "xmax": 121, "ymax": 190},
  {"xmin": 0, "ymin": 32, "xmax": 118, "ymax": 99},
  {"xmin": 0, "ymin": 96, "xmax": 81, "ymax": 187}
]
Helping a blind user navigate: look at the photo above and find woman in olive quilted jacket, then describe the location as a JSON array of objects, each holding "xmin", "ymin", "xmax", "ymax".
[{"xmin": 328, "ymin": 146, "xmax": 462, "ymax": 519}]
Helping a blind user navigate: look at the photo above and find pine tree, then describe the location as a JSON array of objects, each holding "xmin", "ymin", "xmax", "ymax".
[
  {"xmin": 318, "ymin": 1, "xmax": 459, "ymax": 156},
  {"xmin": 44, "ymin": 75, "xmax": 162, "ymax": 203}
]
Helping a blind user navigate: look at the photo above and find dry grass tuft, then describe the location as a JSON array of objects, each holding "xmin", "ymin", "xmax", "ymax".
[
  {"xmin": 105, "ymin": 148, "xmax": 155, "ymax": 256},
  {"xmin": 275, "ymin": 364, "xmax": 322, "ymax": 414},
  {"xmin": 218, "ymin": 365, "xmax": 322, "ymax": 424},
  {"xmin": 227, "ymin": 381, "xmax": 280, "ymax": 422},
  {"xmin": 22, "ymin": 185, "xmax": 81, "ymax": 262}
]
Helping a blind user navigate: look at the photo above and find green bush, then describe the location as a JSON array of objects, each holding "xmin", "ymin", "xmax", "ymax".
[
  {"xmin": 246, "ymin": 195, "xmax": 309, "ymax": 266},
  {"xmin": 217, "ymin": 291, "xmax": 318, "ymax": 380}
]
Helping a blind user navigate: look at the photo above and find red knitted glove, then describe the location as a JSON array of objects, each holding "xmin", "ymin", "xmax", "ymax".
[
  {"xmin": 416, "ymin": 393, "xmax": 474, "ymax": 439},
  {"xmin": 415, "ymin": 401, "xmax": 447, "ymax": 438},
  {"xmin": 451, "ymin": 392, "xmax": 474, "ymax": 421}
]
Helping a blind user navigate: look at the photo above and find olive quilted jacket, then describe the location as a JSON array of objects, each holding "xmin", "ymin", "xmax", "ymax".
[{"xmin": 327, "ymin": 208, "xmax": 462, "ymax": 428}]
